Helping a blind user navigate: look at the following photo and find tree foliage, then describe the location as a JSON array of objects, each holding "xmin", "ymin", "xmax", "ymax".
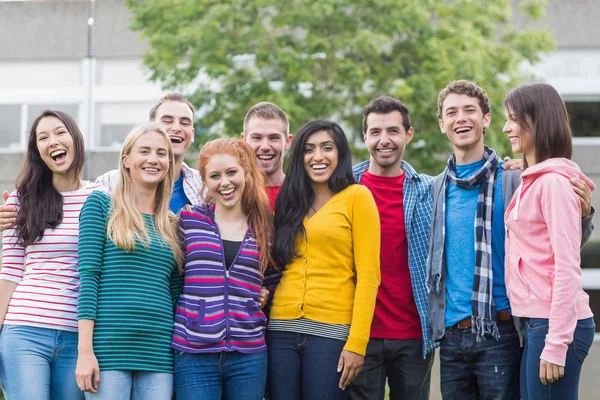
[{"xmin": 127, "ymin": 0, "xmax": 554, "ymax": 174}]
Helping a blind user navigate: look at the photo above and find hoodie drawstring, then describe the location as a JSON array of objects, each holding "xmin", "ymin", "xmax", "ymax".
[{"xmin": 513, "ymin": 184, "xmax": 523, "ymax": 221}]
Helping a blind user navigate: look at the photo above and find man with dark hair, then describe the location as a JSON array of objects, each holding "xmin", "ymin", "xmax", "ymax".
[
  {"xmin": 241, "ymin": 101, "xmax": 293, "ymax": 209},
  {"xmin": 350, "ymin": 96, "xmax": 436, "ymax": 400},
  {"xmin": 427, "ymin": 80, "xmax": 594, "ymax": 399}
]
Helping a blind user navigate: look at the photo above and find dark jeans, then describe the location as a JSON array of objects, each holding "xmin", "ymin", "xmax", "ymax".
[
  {"xmin": 520, "ymin": 317, "xmax": 595, "ymax": 400},
  {"xmin": 349, "ymin": 338, "xmax": 433, "ymax": 400},
  {"xmin": 266, "ymin": 330, "xmax": 347, "ymax": 400},
  {"xmin": 439, "ymin": 319, "xmax": 521, "ymax": 400},
  {"xmin": 174, "ymin": 350, "xmax": 267, "ymax": 400}
]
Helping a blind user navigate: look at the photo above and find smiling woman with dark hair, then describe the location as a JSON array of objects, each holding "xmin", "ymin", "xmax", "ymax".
[
  {"xmin": 267, "ymin": 120, "xmax": 381, "ymax": 400},
  {"xmin": 0, "ymin": 110, "xmax": 100, "ymax": 400}
]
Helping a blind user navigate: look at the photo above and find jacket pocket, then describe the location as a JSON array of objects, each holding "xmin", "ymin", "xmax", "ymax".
[
  {"xmin": 506, "ymin": 254, "xmax": 530, "ymax": 299},
  {"xmin": 184, "ymin": 299, "xmax": 226, "ymax": 345}
]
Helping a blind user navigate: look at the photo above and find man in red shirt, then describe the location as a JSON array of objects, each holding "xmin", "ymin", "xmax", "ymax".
[
  {"xmin": 241, "ymin": 102, "xmax": 293, "ymax": 210},
  {"xmin": 350, "ymin": 97, "xmax": 436, "ymax": 400}
]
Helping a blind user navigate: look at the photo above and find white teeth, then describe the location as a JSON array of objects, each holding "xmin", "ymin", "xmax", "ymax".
[
  {"xmin": 455, "ymin": 127, "xmax": 471, "ymax": 133},
  {"xmin": 311, "ymin": 164, "xmax": 327, "ymax": 170},
  {"xmin": 258, "ymin": 155, "xmax": 274, "ymax": 160},
  {"xmin": 50, "ymin": 150, "xmax": 66, "ymax": 159},
  {"xmin": 143, "ymin": 168, "xmax": 159, "ymax": 172},
  {"xmin": 169, "ymin": 136, "xmax": 183, "ymax": 143},
  {"xmin": 377, "ymin": 148, "xmax": 394, "ymax": 153},
  {"xmin": 220, "ymin": 188, "xmax": 235, "ymax": 195}
]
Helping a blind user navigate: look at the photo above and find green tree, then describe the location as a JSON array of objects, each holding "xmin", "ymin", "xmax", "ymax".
[{"xmin": 127, "ymin": 0, "xmax": 554, "ymax": 174}]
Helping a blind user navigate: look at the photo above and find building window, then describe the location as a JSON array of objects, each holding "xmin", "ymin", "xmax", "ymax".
[
  {"xmin": 0, "ymin": 105, "xmax": 23, "ymax": 149},
  {"xmin": 27, "ymin": 104, "xmax": 79, "ymax": 129},
  {"xmin": 95, "ymin": 103, "xmax": 151, "ymax": 149},
  {"xmin": 566, "ymin": 102, "xmax": 600, "ymax": 137}
]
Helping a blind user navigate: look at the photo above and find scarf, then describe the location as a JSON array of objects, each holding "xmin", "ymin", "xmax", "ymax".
[{"xmin": 432, "ymin": 146, "xmax": 501, "ymax": 341}]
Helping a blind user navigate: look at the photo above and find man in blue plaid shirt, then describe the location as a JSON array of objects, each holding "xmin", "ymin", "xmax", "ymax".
[{"xmin": 350, "ymin": 96, "xmax": 438, "ymax": 400}]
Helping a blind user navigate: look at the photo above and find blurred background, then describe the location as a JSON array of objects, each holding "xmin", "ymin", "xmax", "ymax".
[{"xmin": 0, "ymin": 0, "xmax": 598, "ymax": 398}]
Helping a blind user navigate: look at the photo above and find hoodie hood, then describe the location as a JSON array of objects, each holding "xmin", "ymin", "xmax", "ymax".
[
  {"xmin": 520, "ymin": 158, "xmax": 596, "ymax": 190},
  {"xmin": 510, "ymin": 158, "xmax": 595, "ymax": 221}
]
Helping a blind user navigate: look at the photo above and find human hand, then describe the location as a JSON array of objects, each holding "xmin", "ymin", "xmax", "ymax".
[
  {"xmin": 0, "ymin": 191, "xmax": 17, "ymax": 232},
  {"xmin": 258, "ymin": 287, "xmax": 270, "ymax": 309},
  {"xmin": 570, "ymin": 177, "xmax": 593, "ymax": 218},
  {"xmin": 337, "ymin": 349, "xmax": 364, "ymax": 390},
  {"xmin": 539, "ymin": 359, "xmax": 564, "ymax": 385},
  {"xmin": 76, "ymin": 351, "xmax": 100, "ymax": 392},
  {"xmin": 502, "ymin": 157, "xmax": 524, "ymax": 171}
]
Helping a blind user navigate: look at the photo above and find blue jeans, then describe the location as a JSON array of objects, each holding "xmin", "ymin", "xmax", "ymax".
[
  {"xmin": 520, "ymin": 317, "xmax": 595, "ymax": 400},
  {"xmin": 0, "ymin": 324, "xmax": 83, "ymax": 400},
  {"xmin": 174, "ymin": 351, "xmax": 267, "ymax": 400},
  {"xmin": 84, "ymin": 370, "xmax": 173, "ymax": 400},
  {"xmin": 349, "ymin": 338, "xmax": 434, "ymax": 400},
  {"xmin": 439, "ymin": 319, "xmax": 521, "ymax": 400},
  {"xmin": 267, "ymin": 330, "xmax": 347, "ymax": 400}
]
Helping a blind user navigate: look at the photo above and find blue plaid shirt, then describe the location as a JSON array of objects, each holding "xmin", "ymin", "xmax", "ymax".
[{"xmin": 353, "ymin": 160, "xmax": 438, "ymax": 358}]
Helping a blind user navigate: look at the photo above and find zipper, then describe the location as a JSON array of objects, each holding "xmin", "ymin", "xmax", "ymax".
[{"xmin": 213, "ymin": 222, "xmax": 249, "ymax": 351}]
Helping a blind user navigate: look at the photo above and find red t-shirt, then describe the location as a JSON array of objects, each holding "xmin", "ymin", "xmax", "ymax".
[
  {"xmin": 360, "ymin": 171, "xmax": 422, "ymax": 339},
  {"xmin": 266, "ymin": 186, "xmax": 281, "ymax": 211}
]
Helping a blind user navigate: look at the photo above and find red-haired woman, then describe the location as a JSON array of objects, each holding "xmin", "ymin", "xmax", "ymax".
[{"xmin": 171, "ymin": 138, "xmax": 275, "ymax": 400}]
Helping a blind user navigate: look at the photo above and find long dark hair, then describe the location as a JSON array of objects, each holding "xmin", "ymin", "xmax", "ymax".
[
  {"xmin": 504, "ymin": 83, "xmax": 572, "ymax": 169},
  {"xmin": 14, "ymin": 110, "xmax": 85, "ymax": 247},
  {"xmin": 272, "ymin": 120, "xmax": 355, "ymax": 266}
]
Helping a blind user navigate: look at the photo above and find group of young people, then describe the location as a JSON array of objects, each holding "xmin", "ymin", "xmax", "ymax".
[{"xmin": 0, "ymin": 80, "xmax": 595, "ymax": 400}]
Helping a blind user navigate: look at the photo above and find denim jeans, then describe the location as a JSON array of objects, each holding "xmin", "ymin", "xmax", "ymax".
[
  {"xmin": 267, "ymin": 330, "xmax": 347, "ymax": 400},
  {"xmin": 349, "ymin": 338, "xmax": 433, "ymax": 400},
  {"xmin": 439, "ymin": 319, "xmax": 521, "ymax": 400},
  {"xmin": 520, "ymin": 317, "xmax": 595, "ymax": 400},
  {"xmin": 174, "ymin": 350, "xmax": 267, "ymax": 400},
  {"xmin": 83, "ymin": 370, "xmax": 173, "ymax": 400},
  {"xmin": 0, "ymin": 324, "xmax": 84, "ymax": 400}
]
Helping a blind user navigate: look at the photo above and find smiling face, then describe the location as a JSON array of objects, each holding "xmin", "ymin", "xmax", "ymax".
[
  {"xmin": 242, "ymin": 116, "xmax": 292, "ymax": 179},
  {"xmin": 204, "ymin": 154, "xmax": 246, "ymax": 211},
  {"xmin": 36, "ymin": 116, "xmax": 76, "ymax": 177},
  {"xmin": 363, "ymin": 111, "xmax": 413, "ymax": 175},
  {"xmin": 439, "ymin": 93, "xmax": 490, "ymax": 152},
  {"xmin": 153, "ymin": 101, "xmax": 195, "ymax": 160},
  {"xmin": 303, "ymin": 130, "xmax": 339, "ymax": 188},
  {"xmin": 503, "ymin": 107, "xmax": 535, "ymax": 158},
  {"xmin": 122, "ymin": 131, "xmax": 171, "ymax": 189}
]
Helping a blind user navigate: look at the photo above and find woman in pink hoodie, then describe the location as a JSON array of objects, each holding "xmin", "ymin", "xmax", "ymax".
[{"xmin": 503, "ymin": 82, "xmax": 595, "ymax": 400}]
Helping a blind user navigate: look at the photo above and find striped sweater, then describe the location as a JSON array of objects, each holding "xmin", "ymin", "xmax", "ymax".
[
  {"xmin": 172, "ymin": 204, "xmax": 267, "ymax": 354},
  {"xmin": 0, "ymin": 182, "xmax": 101, "ymax": 331},
  {"xmin": 77, "ymin": 190, "xmax": 183, "ymax": 373}
]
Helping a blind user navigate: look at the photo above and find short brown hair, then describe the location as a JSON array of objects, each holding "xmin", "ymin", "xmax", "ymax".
[
  {"xmin": 437, "ymin": 80, "xmax": 491, "ymax": 120},
  {"xmin": 149, "ymin": 93, "xmax": 195, "ymax": 121},
  {"xmin": 243, "ymin": 102, "xmax": 289, "ymax": 134},
  {"xmin": 363, "ymin": 96, "xmax": 411, "ymax": 132},
  {"xmin": 504, "ymin": 82, "xmax": 572, "ymax": 168}
]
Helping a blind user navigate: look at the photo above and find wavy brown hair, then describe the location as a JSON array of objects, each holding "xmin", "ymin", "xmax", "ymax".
[{"xmin": 198, "ymin": 138, "xmax": 274, "ymax": 273}]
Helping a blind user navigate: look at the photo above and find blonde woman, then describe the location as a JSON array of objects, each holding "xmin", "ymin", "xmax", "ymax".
[{"xmin": 75, "ymin": 123, "xmax": 183, "ymax": 400}]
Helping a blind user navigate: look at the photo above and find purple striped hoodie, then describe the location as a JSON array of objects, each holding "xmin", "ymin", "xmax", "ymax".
[{"xmin": 172, "ymin": 204, "xmax": 267, "ymax": 354}]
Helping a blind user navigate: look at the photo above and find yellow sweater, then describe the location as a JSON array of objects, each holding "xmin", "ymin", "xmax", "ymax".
[{"xmin": 270, "ymin": 184, "xmax": 381, "ymax": 356}]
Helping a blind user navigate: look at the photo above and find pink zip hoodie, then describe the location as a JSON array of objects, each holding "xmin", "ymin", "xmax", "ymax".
[{"xmin": 504, "ymin": 158, "xmax": 594, "ymax": 367}]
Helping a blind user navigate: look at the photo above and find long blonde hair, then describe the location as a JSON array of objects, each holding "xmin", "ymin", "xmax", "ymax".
[{"xmin": 107, "ymin": 123, "xmax": 183, "ymax": 266}]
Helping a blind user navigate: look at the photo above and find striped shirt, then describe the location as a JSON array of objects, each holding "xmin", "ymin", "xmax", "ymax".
[
  {"xmin": 0, "ymin": 182, "xmax": 102, "ymax": 332},
  {"xmin": 77, "ymin": 190, "xmax": 182, "ymax": 373},
  {"xmin": 268, "ymin": 318, "xmax": 349, "ymax": 341},
  {"xmin": 172, "ymin": 204, "xmax": 267, "ymax": 354}
]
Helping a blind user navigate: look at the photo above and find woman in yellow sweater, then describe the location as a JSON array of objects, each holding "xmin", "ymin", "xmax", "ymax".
[{"xmin": 268, "ymin": 120, "xmax": 381, "ymax": 400}]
